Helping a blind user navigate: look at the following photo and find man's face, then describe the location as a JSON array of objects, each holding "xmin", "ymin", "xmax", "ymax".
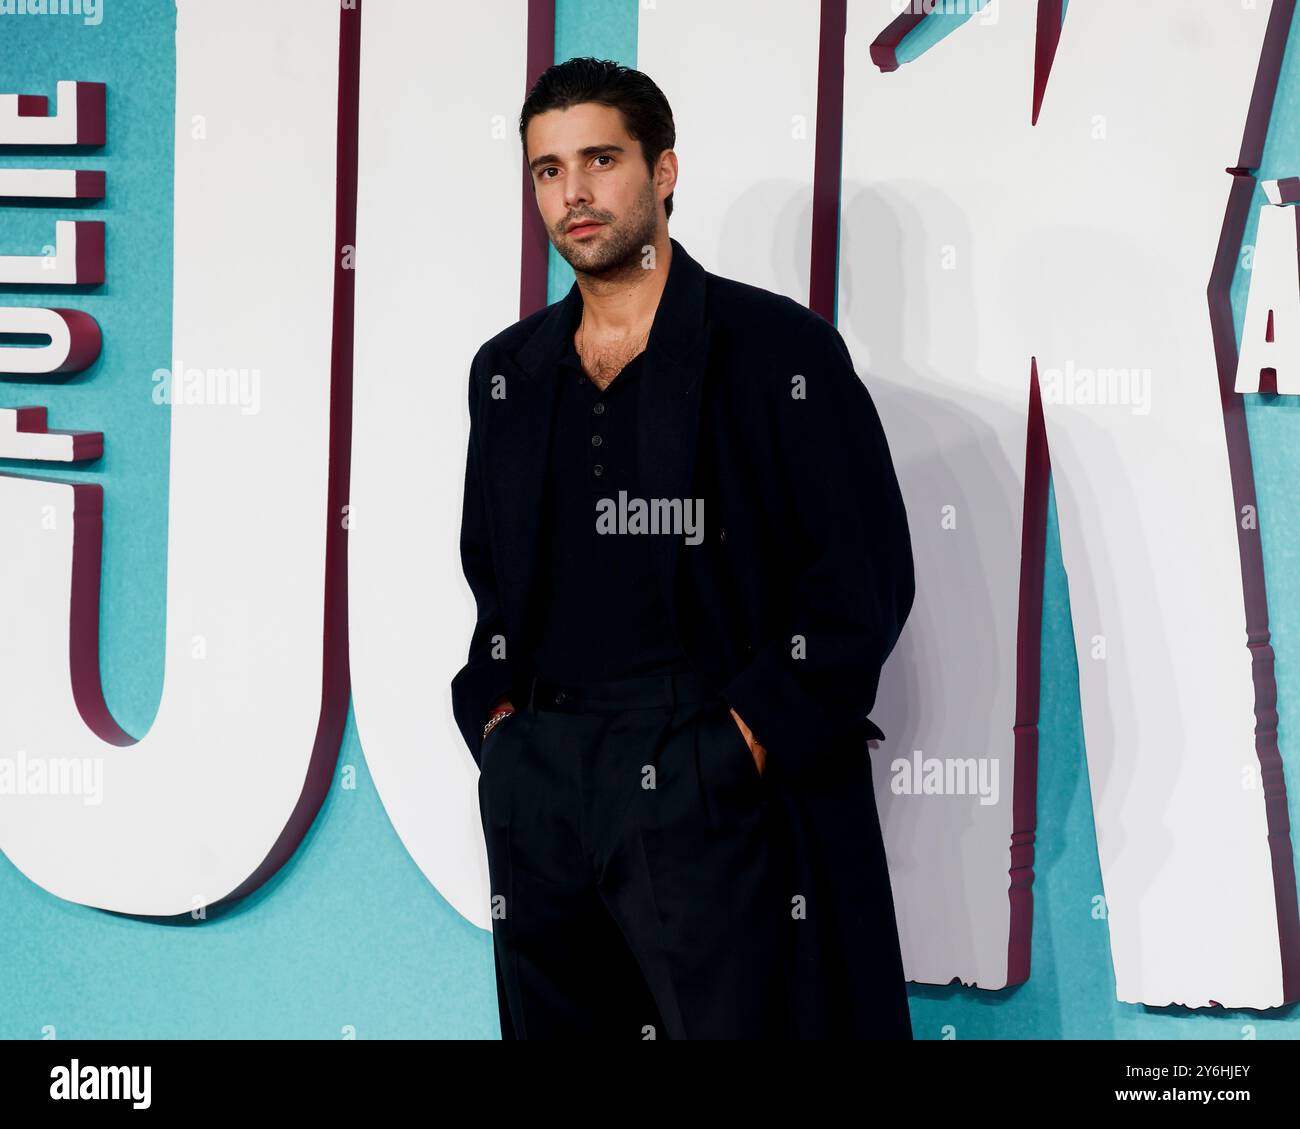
[{"xmin": 525, "ymin": 102, "xmax": 670, "ymax": 276}]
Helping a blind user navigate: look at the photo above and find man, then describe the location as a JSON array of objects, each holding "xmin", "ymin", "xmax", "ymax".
[{"xmin": 451, "ymin": 57, "xmax": 915, "ymax": 1039}]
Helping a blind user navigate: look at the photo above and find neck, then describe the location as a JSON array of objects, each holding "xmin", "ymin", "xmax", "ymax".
[{"xmin": 573, "ymin": 234, "xmax": 672, "ymax": 339}]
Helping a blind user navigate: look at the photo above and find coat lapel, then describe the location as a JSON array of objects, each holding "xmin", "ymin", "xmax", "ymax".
[{"xmin": 487, "ymin": 237, "xmax": 712, "ymax": 654}]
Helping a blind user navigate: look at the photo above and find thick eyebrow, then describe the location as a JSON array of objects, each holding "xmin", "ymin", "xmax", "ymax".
[{"xmin": 528, "ymin": 143, "xmax": 626, "ymax": 173}]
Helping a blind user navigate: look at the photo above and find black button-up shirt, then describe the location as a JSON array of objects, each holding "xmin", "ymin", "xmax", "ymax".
[{"xmin": 526, "ymin": 335, "xmax": 693, "ymax": 683}]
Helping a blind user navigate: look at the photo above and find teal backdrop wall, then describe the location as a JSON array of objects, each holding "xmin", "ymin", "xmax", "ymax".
[{"xmin": 1, "ymin": 0, "xmax": 1298, "ymax": 1039}]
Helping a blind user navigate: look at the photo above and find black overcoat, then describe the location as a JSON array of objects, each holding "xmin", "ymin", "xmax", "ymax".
[{"xmin": 451, "ymin": 236, "xmax": 916, "ymax": 1039}]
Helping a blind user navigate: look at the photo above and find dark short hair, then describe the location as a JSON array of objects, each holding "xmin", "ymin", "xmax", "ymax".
[{"xmin": 519, "ymin": 56, "xmax": 677, "ymax": 220}]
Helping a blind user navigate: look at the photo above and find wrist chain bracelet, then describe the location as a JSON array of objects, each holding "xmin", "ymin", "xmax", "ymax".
[{"xmin": 483, "ymin": 708, "xmax": 513, "ymax": 740}]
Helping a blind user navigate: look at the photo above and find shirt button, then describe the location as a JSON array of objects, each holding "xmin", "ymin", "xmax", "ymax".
[
  {"xmin": 593, "ymin": 403, "xmax": 605, "ymax": 415},
  {"xmin": 593, "ymin": 464, "xmax": 604, "ymax": 476},
  {"xmin": 591, "ymin": 434, "xmax": 603, "ymax": 446}
]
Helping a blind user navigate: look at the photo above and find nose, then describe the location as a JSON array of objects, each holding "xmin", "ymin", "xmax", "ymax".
[{"xmin": 563, "ymin": 167, "xmax": 594, "ymax": 211}]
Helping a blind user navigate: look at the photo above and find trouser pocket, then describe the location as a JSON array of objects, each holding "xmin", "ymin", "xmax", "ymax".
[
  {"xmin": 478, "ymin": 710, "xmax": 531, "ymax": 824},
  {"xmin": 692, "ymin": 698, "xmax": 764, "ymax": 821}
]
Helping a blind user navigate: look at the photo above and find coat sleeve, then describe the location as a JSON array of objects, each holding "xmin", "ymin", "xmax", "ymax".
[
  {"xmin": 450, "ymin": 349, "xmax": 517, "ymax": 767},
  {"xmin": 721, "ymin": 312, "xmax": 915, "ymax": 785}
]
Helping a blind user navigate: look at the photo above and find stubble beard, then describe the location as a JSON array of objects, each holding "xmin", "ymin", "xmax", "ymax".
[{"xmin": 552, "ymin": 182, "xmax": 661, "ymax": 284}]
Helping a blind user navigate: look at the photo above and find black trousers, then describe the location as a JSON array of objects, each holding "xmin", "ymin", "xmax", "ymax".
[{"xmin": 477, "ymin": 669, "xmax": 791, "ymax": 1039}]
